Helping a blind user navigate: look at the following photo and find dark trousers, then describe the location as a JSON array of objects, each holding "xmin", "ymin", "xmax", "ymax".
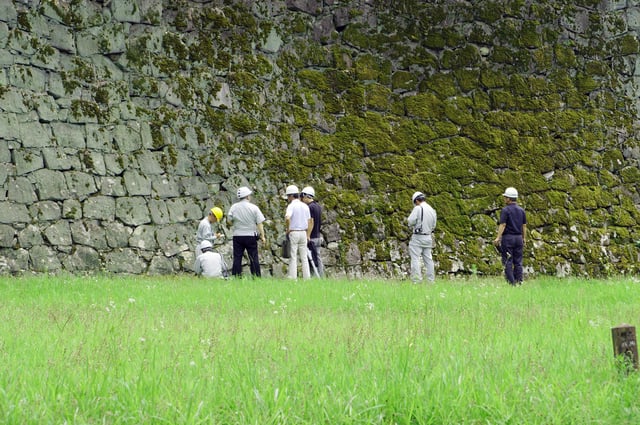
[
  {"xmin": 232, "ymin": 236, "xmax": 261, "ymax": 277},
  {"xmin": 501, "ymin": 234, "xmax": 523, "ymax": 284}
]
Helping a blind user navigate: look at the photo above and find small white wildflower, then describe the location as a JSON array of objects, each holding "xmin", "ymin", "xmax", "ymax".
[
  {"xmin": 190, "ymin": 361, "xmax": 196, "ymax": 367},
  {"xmin": 128, "ymin": 298, "xmax": 136, "ymax": 303},
  {"xmin": 269, "ymin": 300, "xmax": 276, "ymax": 305},
  {"xmin": 365, "ymin": 302, "xmax": 374, "ymax": 310},
  {"xmin": 139, "ymin": 337, "xmax": 146, "ymax": 342}
]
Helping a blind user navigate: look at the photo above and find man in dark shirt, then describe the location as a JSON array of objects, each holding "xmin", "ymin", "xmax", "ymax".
[
  {"xmin": 301, "ymin": 186, "xmax": 324, "ymax": 277},
  {"xmin": 493, "ymin": 187, "xmax": 527, "ymax": 285}
]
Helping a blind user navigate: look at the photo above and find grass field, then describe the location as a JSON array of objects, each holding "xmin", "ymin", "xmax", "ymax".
[{"xmin": 0, "ymin": 275, "xmax": 639, "ymax": 424}]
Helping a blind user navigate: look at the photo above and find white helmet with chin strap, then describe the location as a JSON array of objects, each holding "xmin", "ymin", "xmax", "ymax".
[
  {"xmin": 237, "ymin": 186, "xmax": 252, "ymax": 199},
  {"xmin": 502, "ymin": 187, "xmax": 518, "ymax": 199},
  {"xmin": 301, "ymin": 186, "xmax": 315, "ymax": 198},
  {"xmin": 412, "ymin": 191, "xmax": 425, "ymax": 203}
]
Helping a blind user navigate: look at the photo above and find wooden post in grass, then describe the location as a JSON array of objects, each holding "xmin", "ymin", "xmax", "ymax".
[{"xmin": 611, "ymin": 324, "xmax": 638, "ymax": 371}]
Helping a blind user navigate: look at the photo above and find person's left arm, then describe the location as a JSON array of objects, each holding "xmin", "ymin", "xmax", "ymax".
[
  {"xmin": 307, "ymin": 218, "xmax": 314, "ymax": 240},
  {"xmin": 494, "ymin": 223, "xmax": 506, "ymax": 246},
  {"xmin": 407, "ymin": 206, "xmax": 419, "ymax": 227}
]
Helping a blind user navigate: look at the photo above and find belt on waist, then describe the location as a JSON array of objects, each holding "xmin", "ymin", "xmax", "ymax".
[{"xmin": 290, "ymin": 229, "xmax": 306, "ymax": 232}]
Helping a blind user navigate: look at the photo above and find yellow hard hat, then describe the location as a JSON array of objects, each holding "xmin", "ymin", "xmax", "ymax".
[{"xmin": 210, "ymin": 207, "xmax": 223, "ymax": 221}]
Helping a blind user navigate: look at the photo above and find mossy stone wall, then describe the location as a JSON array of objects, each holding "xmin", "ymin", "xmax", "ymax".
[{"xmin": 0, "ymin": 0, "xmax": 639, "ymax": 278}]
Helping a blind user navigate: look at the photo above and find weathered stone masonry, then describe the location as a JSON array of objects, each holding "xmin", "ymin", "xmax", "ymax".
[{"xmin": 0, "ymin": 0, "xmax": 639, "ymax": 278}]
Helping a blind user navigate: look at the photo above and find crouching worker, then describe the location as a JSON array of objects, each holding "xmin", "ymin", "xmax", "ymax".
[{"xmin": 194, "ymin": 240, "xmax": 229, "ymax": 278}]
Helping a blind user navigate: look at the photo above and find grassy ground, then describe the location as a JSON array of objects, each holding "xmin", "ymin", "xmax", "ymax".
[{"xmin": 0, "ymin": 275, "xmax": 638, "ymax": 424}]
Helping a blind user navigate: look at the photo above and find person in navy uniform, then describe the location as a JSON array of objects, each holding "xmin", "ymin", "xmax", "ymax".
[{"xmin": 493, "ymin": 187, "xmax": 527, "ymax": 285}]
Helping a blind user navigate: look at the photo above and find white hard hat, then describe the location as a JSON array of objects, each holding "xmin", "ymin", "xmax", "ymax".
[
  {"xmin": 502, "ymin": 187, "xmax": 518, "ymax": 199},
  {"xmin": 199, "ymin": 240, "xmax": 212, "ymax": 250},
  {"xmin": 285, "ymin": 185, "xmax": 299, "ymax": 196},
  {"xmin": 412, "ymin": 191, "xmax": 425, "ymax": 202},
  {"xmin": 237, "ymin": 186, "xmax": 252, "ymax": 199},
  {"xmin": 301, "ymin": 186, "xmax": 315, "ymax": 197}
]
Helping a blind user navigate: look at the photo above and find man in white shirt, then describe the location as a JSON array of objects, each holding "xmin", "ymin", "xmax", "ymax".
[
  {"xmin": 284, "ymin": 185, "xmax": 312, "ymax": 279},
  {"xmin": 407, "ymin": 191, "xmax": 437, "ymax": 283},
  {"xmin": 194, "ymin": 240, "xmax": 228, "ymax": 278}
]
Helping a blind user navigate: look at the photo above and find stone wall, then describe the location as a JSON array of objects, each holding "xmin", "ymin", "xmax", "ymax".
[{"xmin": 1, "ymin": 0, "xmax": 639, "ymax": 278}]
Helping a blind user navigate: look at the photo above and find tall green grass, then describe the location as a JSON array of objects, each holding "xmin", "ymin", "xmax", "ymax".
[{"xmin": 0, "ymin": 275, "xmax": 638, "ymax": 424}]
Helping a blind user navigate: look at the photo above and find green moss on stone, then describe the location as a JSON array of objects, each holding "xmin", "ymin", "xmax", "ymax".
[
  {"xmin": 391, "ymin": 71, "xmax": 417, "ymax": 91},
  {"xmin": 421, "ymin": 73, "xmax": 457, "ymax": 97},
  {"xmin": 442, "ymin": 45, "xmax": 480, "ymax": 69},
  {"xmin": 404, "ymin": 93, "xmax": 444, "ymax": 120}
]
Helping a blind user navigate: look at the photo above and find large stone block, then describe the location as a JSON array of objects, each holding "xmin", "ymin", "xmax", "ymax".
[
  {"xmin": 0, "ymin": 248, "xmax": 29, "ymax": 274},
  {"xmin": 179, "ymin": 177, "xmax": 211, "ymax": 199},
  {"xmin": 148, "ymin": 199, "xmax": 170, "ymax": 224},
  {"xmin": 76, "ymin": 27, "xmax": 102, "ymax": 57},
  {"xmin": 166, "ymin": 149, "xmax": 194, "ymax": 176},
  {"xmin": 152, "ymin": 177, "xmax": 180, "ymax": 198},
  {"xmin": 19, "ymin": 121, "xmax": 51, "ymax": 148},
  {"xmin": 30, "ymin": 169, "xmax": 70, "ymax": 200},
  {"xmin": 148, "ymin": 255, "xmax": 175, "ymax": 274},
  {"xmin": 104, "ymin": 154, "xmax": 128, "ymax": 176},
  {"xmin": 0, "ymin": 113, "xmax": 19, "ymax": 140},
  {"xmin": 52, "ymin": 122, "xmax": 86, "ymax": 149},
  {"xmin": 135, "ymin": 151, "xmax": 164, "ymax": 175},
  {"xmin": 9, "ymin": 65, "xmax": 46, "ymax": 92},
  {"xmin": 35, "ymin": 95, "xmax": 61, "ymax": 123},
  {"xmin": 0, "ymin": 3, "xmax": 17, "ymax": 24},
  {"xmin": 65, "ymin": 171, "xmax": 98, "ymax": 200},
  {"xmin": 83, "ymin": 196, "xmax": 115, "ymax": 220},
  {"xmin": 70, "ymin": 220, "xmax": 108, "ymax": 250},
  {"xmin": 14, "ymin": 149, "xmax": 44, "ymax": 175},
  {"xmin": 100, "ymin": 177, "xmax": 127, "ymax": 197},
  {"xmin": 18, "ymin": 224, "xmax": 44, "ymax": 248},
  {"xmin": 43, "ymin": 220, "xmax": 72, "ymax": 246},
  {"xmin": 104, "ymin": 221, "xmax": 132, "ymax": 248},
  {"xmin": 0, "ymin": 139, "xmax": 10, "ymax": 163},
  {"xmin": 42, "ymin": 148, "xmax": 80, "ymax": 170},
  {"xmin": 48, "ymin": 23, "xmax": 75, "ymax": 53},
  {"xmin": 115, "ymin": 197, "xmax": 151, "ymax": 226},
  {"xmin": 111, "ymin": 0, "xmax": 142, "ymax": 23},
  {"xmin": 7, "ymin": 177, "xmax": 37, "ymax": 204},
  {"xmin": 123, "ymin": 170, "xmax": 152, "ymax": 196},
  {"xmin": 0, "ymin": 224, "xmax": 15, "ymax": 248},
  {"xmin": 0, "ymin": 202, "xmax": 30, "ymax": 223},
  {"xmin": 63, "ymin": 199, "xmax": 82, "ymax": 219},
  {"xmin": 129, "ymin": 225, "xmax": 158, "ymax": 250},
  {"xmin": 156, "ymin": 224, "xmax": 191, "ymax": 257},
  {"xmin": 113, "ymin": 124, "xmax": 142, "ymax": 152},
  {"xmin": 30, "ymin": 245, "xmax": 62, "ymax": 273},
  {"xmin": 165, "ymin": 198, "xmax": 202, "ymax": 223},
  {"xmin": 0, "ymin": 89, "xmax": 28, "ymax": 114},
  {"xmin": 86, "ymin": 124, "xmax": 113, "ymax": 151},
  {"xmin": 63, "ymin": 246, "xmax": 102, "ymax": 272},
  {"xmin": 105, "ymin": 248, "xmax": 146, "ymax": 273}
]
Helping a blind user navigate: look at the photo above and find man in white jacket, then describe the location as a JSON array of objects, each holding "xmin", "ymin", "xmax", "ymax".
[
  {"xmin": 194, "ymin": 240, "xmax": 228, "ymax": 278},
  {"xmin": 407, "ymin": 191, "xmax": 437, "ymax": 283}
]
